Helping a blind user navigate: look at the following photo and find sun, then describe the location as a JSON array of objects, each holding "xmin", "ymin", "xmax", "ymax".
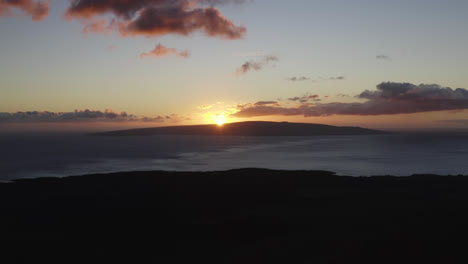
[{"xmin": 212, "ymin": 112, "xmax": 228, "ymax": 126}]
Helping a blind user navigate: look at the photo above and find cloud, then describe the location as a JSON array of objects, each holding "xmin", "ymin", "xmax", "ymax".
[
  {"xmin": 377, "ymin": 55, "xmax": 392, "ymax": 61},
  {"xmin": 287, "ymin": 76, "xmax": 344, "ymax": 82},
  {"xmin": 0, "ymin": 0, "xmax": 49, "ymax": 21},
  {"xmin": 198, "ymin": 105, "xmax": 214, "ymax": 110},
  {"xmin": 234, "ymin": 55, "xmax": 278, "ymax": 75},
  {"xmin": 327, "ymin": 76, "xmax": 345, "ymax": 80},
  {"xmin": 65, "ymin": 0, "xmax": 247, "ymax": 40},
  {"xmin": 287, "ymin": 76, "xmax": 310, "ymax": 82},
  {"xmin": 232, "ymin": 82, "xmax": 468, "ymax": 118},
  {"xmin": 336, "ymin": 94, "xmax": 351, "ymax": 98},
  {"xmin": 288, "ymin": 95, "xmax": 320, "ymax": 103},
  {"xmin": 140, "ymin": 44, "xmax": 190, "ymax": 59},
  {"xmin": 0, "ymin": 109, "xmax": 172, "ymax": 123},
  {"xmin": 82, "ymin": 18, "xmax": 113, "ymax": 35},
  {"xmin": 254, "ymin": 101, "xmax": 278, "ymax": 106}
]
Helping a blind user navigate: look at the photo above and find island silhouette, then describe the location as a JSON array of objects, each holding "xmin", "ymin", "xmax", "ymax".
[{"xmin": 93, "ymin": 121, "xmax": 385, "ymax": 136}]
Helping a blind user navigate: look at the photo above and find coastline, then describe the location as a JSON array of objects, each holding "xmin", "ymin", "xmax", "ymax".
[{"xmin": 2, "ymin": 168, "xmax": 468, "ymax": 263}]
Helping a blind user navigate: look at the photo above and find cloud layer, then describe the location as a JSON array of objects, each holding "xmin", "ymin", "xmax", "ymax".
[
  {"xmin": 233, "ymin": 82, "xmax": 468, "ymax": 117},
  {"xmin": 0, "ymin": 109, "xmax": 171, "ymax": 123},
  {"xmin": 140, "ymin": 44, "xmax": 190, "ymax": 59},
  {"xmin": 0, "ymin": 0, "xmax": 49, "ymax": 21},
  {"xmin": 65, "ymin": 0, "xmax": 247, "ymax": 40}
]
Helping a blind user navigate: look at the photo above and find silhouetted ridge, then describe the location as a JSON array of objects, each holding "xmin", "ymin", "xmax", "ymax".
[
  {"xmin": 2, "ymin": 169, "xmax": 468, "ymax": 263},
  {"xmin": 93, "ymin": 121, "xmax": 385, "ymax": 136}
]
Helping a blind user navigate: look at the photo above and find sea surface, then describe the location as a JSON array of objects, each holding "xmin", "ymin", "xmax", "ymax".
[{"xmin": 1, "ymin": 132, "xmax": 468, "ymax": 180}]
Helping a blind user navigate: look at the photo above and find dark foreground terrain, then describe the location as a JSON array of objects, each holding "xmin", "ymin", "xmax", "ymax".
[{"xmin": 2, "ymin": 169, "xmax": 468, "ymax": 263}]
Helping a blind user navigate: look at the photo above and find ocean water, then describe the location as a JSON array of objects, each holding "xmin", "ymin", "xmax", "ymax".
[{"xmin": 1, "ymin": 132, "xmax": 468, "ymax": 180}]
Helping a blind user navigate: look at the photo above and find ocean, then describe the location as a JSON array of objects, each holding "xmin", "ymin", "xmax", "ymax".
[{"xmin": 1, "ymin": 132, "xmax": 468, "ymax": 180}]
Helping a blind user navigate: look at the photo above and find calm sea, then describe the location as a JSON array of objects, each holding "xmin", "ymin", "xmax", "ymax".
[{"xmin": 1, "ymin": 132, "xmax": 468, "ymax": 180}]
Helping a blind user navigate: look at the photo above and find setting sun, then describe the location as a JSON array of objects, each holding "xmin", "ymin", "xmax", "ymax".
[{"xmin": 212, "ymin": 112, "xmax": 228, "ymax": 126}]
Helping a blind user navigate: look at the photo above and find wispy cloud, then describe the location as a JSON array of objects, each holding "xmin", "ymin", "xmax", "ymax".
[
  {"xmin": 288, "ymin": 95, "xmax": 320, "ymax": 103},
  {"xmin": 140, "ymin": 44, "xmax": 190, "ymax": 59},
  {"xmin": 286, "ymin": 76, "xmax": 310, "ymax": 82},
  {"xmin": 234, "ymin": 55, "xmax": 279, "ymax": 76},
  {"xmin": 328, "ymin": 76, "xmax": 345, "ymax": 80},
  {"xmin": 254, "ymin": 101, "xmax": 279, "ymax": 106},
  {"xmin": 198, "ymin": 105, "xmax": 214, "ymax": 110},
  {"xmin": 376, "ymin": 55, "xmax": 392, "ymax": 61},
  {"xmin": 336, "ymin": 94, "xmax": 351, "ymax": 98},
  {"xmin": 232, "ymin": 82, "xmax": 468, "ymax": 117},
  {"xmin": 286, "ymin": 76, "xmax": 345, "ymax": 82}
]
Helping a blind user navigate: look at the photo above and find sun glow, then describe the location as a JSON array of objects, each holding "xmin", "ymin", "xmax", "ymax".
[{"xmin": 211, "ymin": 112, "xmax": 228, "ymax": 126}]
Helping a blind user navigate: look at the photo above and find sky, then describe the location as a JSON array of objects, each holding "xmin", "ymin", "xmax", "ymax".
[{"xmin": 1, "ymin": 0, "xmax": 468, "ymax": 131}]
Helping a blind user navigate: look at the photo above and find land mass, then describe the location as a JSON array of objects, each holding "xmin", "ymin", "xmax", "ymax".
[
  {"xmin": 2, "ymin": 169, "xmax": 468, "ymax": 263},
  {"xmin": 92, "ymin": 121, "xmax": 385, "ymax": 136}
]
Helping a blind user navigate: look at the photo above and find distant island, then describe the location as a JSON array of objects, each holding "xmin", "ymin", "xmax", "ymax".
[{"xmin": 93, "ymin": 121, "xmax": 385, "ymax": 136}]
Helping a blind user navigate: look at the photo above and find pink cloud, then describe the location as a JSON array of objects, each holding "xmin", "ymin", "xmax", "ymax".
[
  {"xmin": 0, "ymin": 0, "xmax": 49, "ymax": 21},
  {"xmin": 140, "ymin": 44, "xmax": 190, "ymax": 59}
]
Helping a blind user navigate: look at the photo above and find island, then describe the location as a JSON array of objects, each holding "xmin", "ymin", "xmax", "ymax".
[{"xmin": 92, "ymin": 121, "xmax": 386, "ymax": 137}]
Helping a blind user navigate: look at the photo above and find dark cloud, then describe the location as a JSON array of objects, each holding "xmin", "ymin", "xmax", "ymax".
[
  {"xmin": 234, "ymin": 55, "xmax": 278, "ymax": 75},
  {"xmin": 0, "ymin": 109, "xmax": 170, "ymax": 123},
  {"xmin": 254, "ymin": 101, "xmax": 278, "ymax": 106},
  {"xmin": 0, "ymin": 0, "xmax": 49, "ymax": 21},
  {"xmin": 232, "ymin": 82, "xmax": 468, "ymax": 118},
  {"xmin": 65, "ymin": 0, "xmax": 246, "ymax": 40},
  {"xmin": 140, "ymin": 44, "xmax": 190, "ymax": 59}
]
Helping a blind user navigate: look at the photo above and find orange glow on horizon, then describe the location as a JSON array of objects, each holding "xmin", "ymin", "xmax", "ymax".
[{"xmin": 209, "ymin": 112, "xmax": 228, "ymax": 126}]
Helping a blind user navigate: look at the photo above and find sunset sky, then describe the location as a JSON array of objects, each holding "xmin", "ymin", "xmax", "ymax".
[{"xmin": 2, "ymin": 0, "xmax": 468, "ymax": 131}]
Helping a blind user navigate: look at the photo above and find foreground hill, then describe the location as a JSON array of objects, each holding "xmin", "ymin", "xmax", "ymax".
[
  {"xmin": 93, "ymin": 121, "xmax": 385, "ymax": 136},
  {"xmin": 2, "ymin": 169, "xmax": 468, "ymax": 263}
]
